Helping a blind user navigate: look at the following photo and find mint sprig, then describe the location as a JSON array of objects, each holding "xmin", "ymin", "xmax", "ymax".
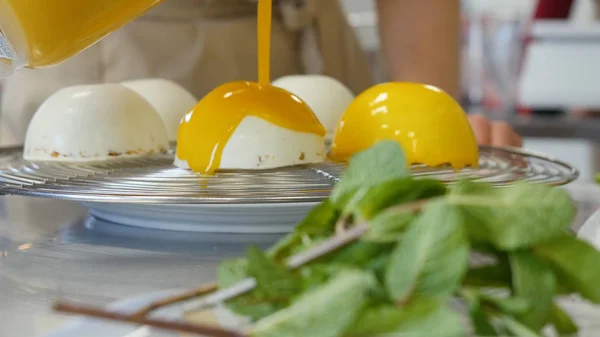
[
  {"xmin": 330, "ymin": 141, "xmax": 408, "ymax": 207},
  {"xmin": 215, "ymin": 142, "xmax": 598, "ymax": 337},
  {"xmin": 509, "ymin": 251, "xmax": 556, "ymax": 329},
  {"xmin": 534, "ymin": 234, "xmax": 600, "ymax": 303},
  {"xmin": 385, "ymin": 202, "xmax": 470, "ymax": 302},
  {"xmin": 252, "ymin": 269, "xmax": 375, "ymax": 337},
  {"xmin": 449, "ymin": 182, "xmax": 576, "ymax": 250}
]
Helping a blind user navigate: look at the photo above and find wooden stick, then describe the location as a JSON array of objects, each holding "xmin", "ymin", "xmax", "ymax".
[
  {"xmin": 130, "ymin": 282, "xmax": 218, "ymax": 319},
  {"xmin": 54, "ymin": 302, "xmax": 246, "ymax": 337}
]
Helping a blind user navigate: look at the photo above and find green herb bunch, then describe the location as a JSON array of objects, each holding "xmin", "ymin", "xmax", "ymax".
[{"xmin": 218, "ymin": 142, "xmax": 599, "ymax": 337}]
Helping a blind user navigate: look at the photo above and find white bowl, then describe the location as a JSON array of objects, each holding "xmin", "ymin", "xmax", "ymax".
[
  {"xmin": 121, "ymin": 79, "xmax": 197, "ymax": 142},
  {"xmin": 272, "ymin": 75, "xmax": 355, "ymax": 138},
  {"xmin": 24, "ymin": 84, "xmax": 169, "ymax": 162},
  {"xmin": 175, "ymin": 116, "xmax": 326, "ymax": 170}
]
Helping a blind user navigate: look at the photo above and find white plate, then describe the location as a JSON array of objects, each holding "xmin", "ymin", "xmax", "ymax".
[{"xmin": 82, "ymin": 201, "xmax": 318, "ymax": 233}]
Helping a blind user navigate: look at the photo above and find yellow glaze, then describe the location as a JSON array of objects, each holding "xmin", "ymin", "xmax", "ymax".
[
  {"xmin": 257, "ymin": 0, "xmax": 271, "ymax": 86},
  {"xmin": 330, "ymin": 82, "xmax": 479, "ymax": 169},
  {"xmin": 177, "ymin": 81, "xmax": 325, "ymax": 174},
  {"xmin": 177, "ymin": 0, "xmax": 325, "ymax": 175}
]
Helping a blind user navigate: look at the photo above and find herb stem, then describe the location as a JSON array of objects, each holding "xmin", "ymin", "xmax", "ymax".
[
  {"xmin": 286, "ymin": 224, "xmax": 369, "ymax": 269},
  {"xmin": 184, "ymin": 223, "xmax": 369, "ymax": 314},
  {"xmin": 335, "ymin": 216, "xmax": 351, "ymax": 236},
  {"xmin": 387, "ymin": 198, "xmax": 431, "ymax": 214},
  {"xmin": 130, "ymin": 282, "xmax": 218, "ymax": 319},
  {"xmin": 53, "ymin": 302, "xmax": 247, "ymax": 337},
  {"xmin": 53, "ymin": 222, "xmax": 370, "ymax": 330},
  {"xmin": 337, "ymin": 198, "xmax": 432, "ymax": 237}
]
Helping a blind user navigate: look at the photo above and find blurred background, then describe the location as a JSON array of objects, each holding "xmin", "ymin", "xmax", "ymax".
[{"xmin": 341, "ymin": 0, "xmax": 600, "ymax": 182}]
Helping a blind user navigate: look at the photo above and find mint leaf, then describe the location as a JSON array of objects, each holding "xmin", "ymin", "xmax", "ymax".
[
  {"xmin": 451, "ymin": 180, "xmax": 494, "ymax": 195},
  {"xmin": 470, "ymin": 306, "xmax": 498, "ymax": 336},
  {"xmin": 300, "ymin": 263, "xmax": 398, "ymax": 304},
  {"xmin": 460, "ymin": 289, "xmax": 532, "ymax": 335},
  {"xmin": 225, "ymin": 296, "xmax": 281, "ymax": 321},
  {"xmin": 298, "ymin": 264, "xmax": 346, "ymax": 291},
  {"xmin": 549, "ymin": 303, "xmax": 578, "ymax": 335},
  {"xmin": 331, "ymin": 141, "xmax": 407, "ymax": 206},
  {"xmin": 534, "ymin": 234, "xmax": 600, "ymax": 303},
  {"xmin": 349, "ymin": 299, "xmax": 465, "ymax": 337},
  {"xmin": 218, "ymin": 252, "xmax": 300, "ymax": 321},
  {"xmin": 218, "ymin": 258, "xmax": 282, "ymax": 320},
  {"xmin": 348, "ymin": 305, "xmax": 406, "ymax": 336},
  {"xmin": 326, "ymin": 241, "xmax": 394, "ymax": 268},
  {"xmin": 365, "ymin": 210, "xmax": 416, "ymax": 242},
  {"xmin": 460, "ymin": 289, "xmax": 498, "ymax": 336},
  {"xmin": 479, "ymin": 294, "xmax": 530, "ymax": 316},
  {"xmin": 343, "ymin": 177, "xmax": 446, "ymax": 220},
  {"xmin": 295, "ymin": 199, "xmax": 339, "ymax": 235},
  {"xmin": 268, "ymin": 200, "xmax": 339, "ymax": 261},
  {"xmin": 364, "ymin": 252, "xmax": 391, "ymax": 282},
  {"xmin": 450, "ymin": 183, "xmax": 576, "ymax": 250},
  {"xmin": 509, "ymin": 251, "xmax": 556, "ymax": 329},
  {"xmin": 502, "ymin": 315, "xmax": 541, "ymax": 337},
  {"xmin": 387, "ymin": 299, "xmax": 465, "ymax": 337},
  {"xmin": 385, "ymin": 202, "xmax": 469, "ymax": 302},
  {"xmin": 463, "ymin": 263, "xmax": 512, "ymax": 289},
  {"xmin": 251, "ymin": 269, "xmax": 375, "ymax": 337},
  {"xmin": 268, "ymin": 233, "xmax": 301, "ymax": 261},
  {"xmin": 218, "ymin": 258, "xmax": 248, "ymax": 288},
  {"xmin": 247, "ymin": 246, "xmax": 300, "ymax": 299}
]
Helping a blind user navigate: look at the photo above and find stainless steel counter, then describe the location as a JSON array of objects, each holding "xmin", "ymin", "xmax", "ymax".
[{"xmin": 0, "ymin": 197, "xmax": 285, "ymax": 336}]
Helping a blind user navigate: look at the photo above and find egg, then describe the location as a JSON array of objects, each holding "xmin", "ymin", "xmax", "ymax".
[
  {"xmin": 175, "ymin": 81, "xmax": 326, "ymax": 174},
  {"xmin": 330, "ymin": 83, "xmax": 479, "ymax": 169},
  {"xmin": 121, "ymin": 79, "xmax": 197, "ymax": 142},
  {"xmin": 24, "ymin": 84, "xmax": 169, "ymax": 162},
  {"xmin": 272, "ymin": 75, "xmax": 354, "ymax": 137}
]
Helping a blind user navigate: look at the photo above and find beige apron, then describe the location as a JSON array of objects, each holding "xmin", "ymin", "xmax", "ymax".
[{"xmin": 0, "ymin": 0, "xmax": 372, "ymax": 146}]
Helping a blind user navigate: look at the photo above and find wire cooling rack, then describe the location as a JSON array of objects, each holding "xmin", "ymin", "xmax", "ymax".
[{"xmin": 0, "ymin": 146, "xmax": 579, "ymax": 204}]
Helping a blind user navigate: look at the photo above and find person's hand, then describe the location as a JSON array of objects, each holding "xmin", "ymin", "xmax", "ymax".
[
  {"xmin": 569, "ymin": 108, "xmax": 600, "ymax": 117},
  {"xmin": 468, "ymin": 114, "xmax": 522, "ymax": 147}
]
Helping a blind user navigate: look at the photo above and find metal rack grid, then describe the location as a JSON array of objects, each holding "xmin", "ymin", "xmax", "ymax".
[{"xmin": 0, "ymin": 146, "xmax": 579, "ymax": 204}]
